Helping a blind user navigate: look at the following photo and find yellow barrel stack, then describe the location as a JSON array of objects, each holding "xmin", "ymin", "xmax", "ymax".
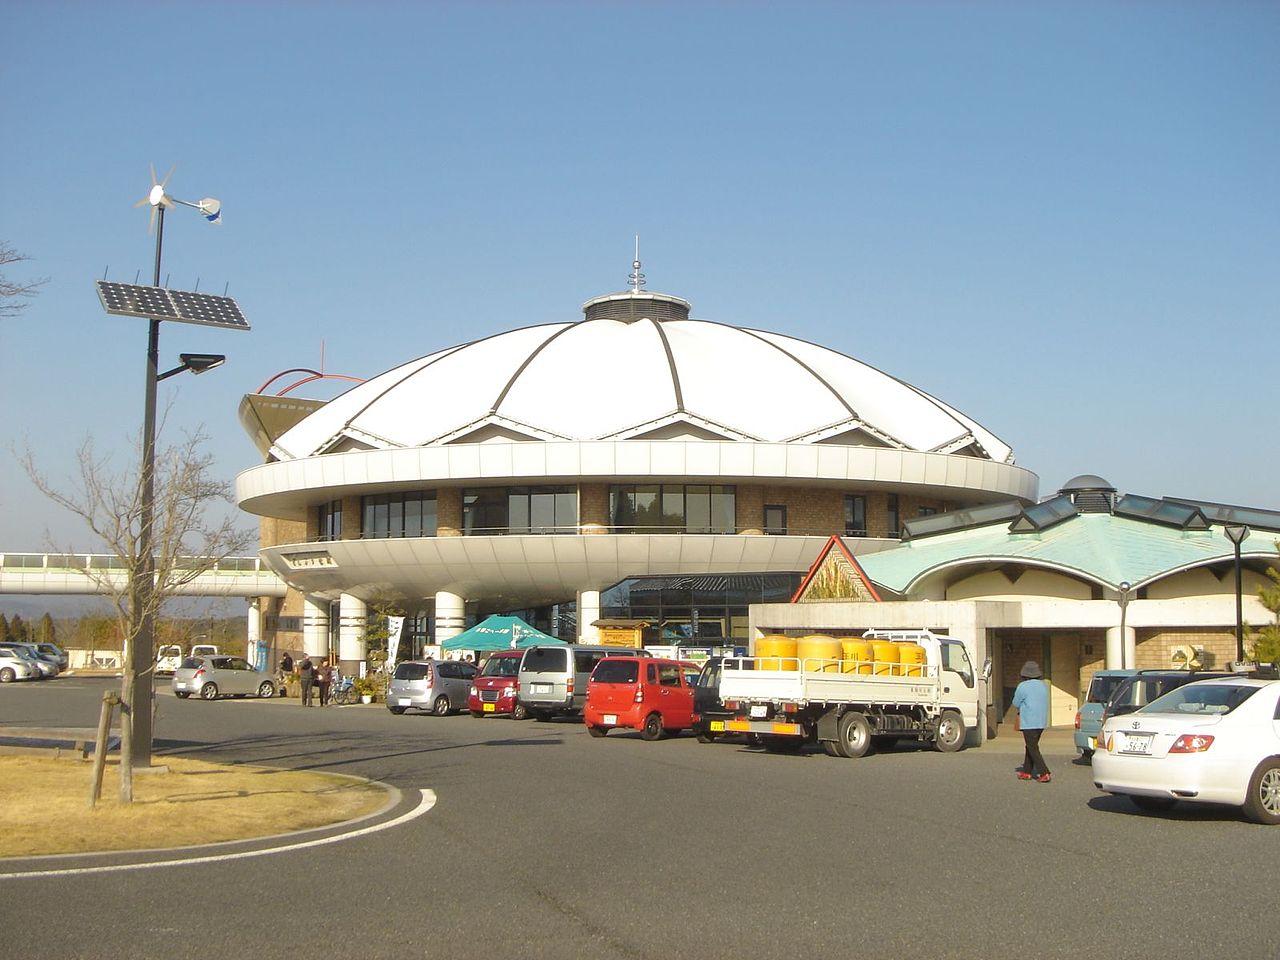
[
  {"xmin": 840, "ymin": 639, "xmax": 875, "ymax": 674},
  {"xmin": 755, "ymin": 635, "xmax": 798, "ymax": 671},
  {"xmin": 869, "ymin": 640, "xmax": 900, "ymax": 675},
  {"xmin": 796, "ymin": 635, "xmax": 842, "ymax": 673},
  {"xmin": 897, "ymin": 642, "xmax": 926, "ymax": 677}
]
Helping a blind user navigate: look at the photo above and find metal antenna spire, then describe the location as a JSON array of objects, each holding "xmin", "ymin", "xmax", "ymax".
[{"xmin": 629, "ymin": 236, "xmax": 646, "ymax": 293}]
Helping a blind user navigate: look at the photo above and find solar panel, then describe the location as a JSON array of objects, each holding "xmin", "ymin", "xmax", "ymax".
[
  {"xmin": 169, "ymin": 290, "xmax": 250, "ymax": 330},
  {"xmin": 96, "ymin": 281, "xmax": 179, "ymax": 319},
  {"xmin": 96, "ymin": 281, "xmax": 250, "ymax": 331}
]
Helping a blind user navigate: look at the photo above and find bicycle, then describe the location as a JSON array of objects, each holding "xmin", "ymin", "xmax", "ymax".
[{"xmin": 329, "ymin": 675, "xmax": 358, "ymax": 705}]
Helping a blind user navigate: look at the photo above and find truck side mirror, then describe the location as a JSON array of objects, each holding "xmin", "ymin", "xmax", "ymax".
[{"xmin": 981, "ymin": 658, "xmax": 993, "ymax": 682}]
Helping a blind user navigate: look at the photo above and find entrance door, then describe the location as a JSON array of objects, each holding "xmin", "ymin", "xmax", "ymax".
[{"xmin": 1048, "ymin": 634, "xmax": 1081, "ymax": 726}]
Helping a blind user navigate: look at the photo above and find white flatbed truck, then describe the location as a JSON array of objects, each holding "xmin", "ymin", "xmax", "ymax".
[{"xmin": 712, "ymin": 630, "xmax": 988, "ymax": 757}]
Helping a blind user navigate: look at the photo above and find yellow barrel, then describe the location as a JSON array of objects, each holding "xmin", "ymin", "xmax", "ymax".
[
  {"xmin": 870, "ymin": 640, "xmax": 900, "ymax": 676},
  {"xmin": 841, "ymin": 639, "xmax": 875, "ymax": 674},
  {"xmin": 755, "ymin": 635, "xmax": 798, "ymax": 671},
  {"xmin": 797, "ymin": 635, "xmax": 842, "ymax": 673},
  {"xmin": 897, "ymin": 642, "xmax": 926, "ymax": 677}
]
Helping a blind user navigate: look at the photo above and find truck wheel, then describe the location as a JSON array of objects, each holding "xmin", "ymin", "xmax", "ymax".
[
  {"xmin": 835, "ymin": 712, "xmax": 872, "ymax": 759},
  {"xmin": 821, "ymin": 740, "xmax": 841, "ymax": 757},
  {"xmin": 934, "ymin": 710, "xmax": 965, "ymax": 753},
  {"xmin": 1242, "ymin": 758, "xmax": 1280, "ymax": 825},
  {"xmin": 696, "ymin": 731, "xmax": 718, "ymax": 744},
  {"xmin": 641, "ymin": 713, "xmax": 664, "ymax": 741}
]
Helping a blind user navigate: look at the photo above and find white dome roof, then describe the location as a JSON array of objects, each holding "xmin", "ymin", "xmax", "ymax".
[{"xmin": 270, "ymin": 292, "xmax": 1014, "ymax": 464}]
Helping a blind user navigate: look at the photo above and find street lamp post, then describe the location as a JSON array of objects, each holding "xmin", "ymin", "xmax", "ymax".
[
  {"xmin": 1117, "ymin": 581, "xmax": 1132, "ymax": 670},
  {"xmin": 1224, "ymin": 524, "xmax": 1251, "ymax": 664},
  {"xmin": 95, "ymin": 169, "xmax": 249, "ymax": 797}
]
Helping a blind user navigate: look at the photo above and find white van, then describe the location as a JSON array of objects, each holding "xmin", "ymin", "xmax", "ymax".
[
  {"xmin": 155, "ymin": 644, "xmax": 184, "ymax": 675},
  {"xmin": 517, "ymin": 644, "xmax": 651, "ymax": 720}
]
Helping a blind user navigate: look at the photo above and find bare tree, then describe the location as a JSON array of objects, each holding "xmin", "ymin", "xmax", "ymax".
[
  {"xmin": 0, "ymin": 241, "xmax": 48, "ymax": 318},
  {"xmin": 22, "ymin": 425, "xmax": 254, "ymax": 802}
]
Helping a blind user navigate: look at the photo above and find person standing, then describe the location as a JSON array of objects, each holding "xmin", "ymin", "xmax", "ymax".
[
  {"xmin": 1012, "ymin": 660, "xmax": 1051, "ymax": 783},
  {"xmin": 317, "ymin": 659, "xmax": 333, "ymax": 707},
  {"xmin": 298, "ymin": 655, "xmax": 315, "ymax": 707}
]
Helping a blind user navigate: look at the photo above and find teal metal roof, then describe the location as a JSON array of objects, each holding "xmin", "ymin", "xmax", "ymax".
[{"xmin": 859, "ymin": 513, "xmax": 1280, "ymax": 596}]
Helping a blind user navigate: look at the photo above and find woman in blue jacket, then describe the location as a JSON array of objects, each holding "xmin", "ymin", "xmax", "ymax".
[{"xmin": 1012, "ymin": 661, "xmax": 1051, "ymax": 783}]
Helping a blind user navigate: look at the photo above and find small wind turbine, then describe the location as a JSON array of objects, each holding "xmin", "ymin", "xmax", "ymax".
[{"xmin": 134, "ymin": 163, "xmax": 222, "ymax": 234}]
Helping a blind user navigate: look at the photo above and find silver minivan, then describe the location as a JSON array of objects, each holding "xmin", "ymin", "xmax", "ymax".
[
  {"xmin": 387, "ymin": 659, "xmax": 478, "ymax": 716},
  {"xmin": 517, "ymin": 644, "xmax": 652, "ymax": 720}
]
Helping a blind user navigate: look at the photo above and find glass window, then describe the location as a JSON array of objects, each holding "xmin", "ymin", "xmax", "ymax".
[
  {"xmin": 508, "ymin": 488, "xmax": 531, "ymax": 533},
  {"xmin": 404, "ymin": 497, "xmax": 422, "ymax": 538},
  {"xmin": 843, "ymin": 495, "xmax": 866, "ymax": 537},
  {"xmin": 1142, "ymin": 683, "xmax": 1258, "ymax": 716},
  {"xmin": 686, "ymin": 486, "xmax": 711, "ymax": 533},
  {"xmin": 361, "ymin": 492, "xmax": 435, "ymax": 538},
  {"xmin": 662, "ymin": 486, "xmax": 685, "ymax": 528},
  {"xmin": 480, "ymin": 655, "xmax": 522, "ymax": 678},
  {"xmin": 887, "ymin": 494, "xmax": 900, "ymax": 538},
  {"xmin": 394, "ymin": 662, "xmax": 430, "ymax": 681},
  {"xmin": 521, "ymin": 647, "xmax": 568, "ymax": 673},
  {"xmin": 918, "ymin": 506, "xmax": 937, "ymax": 518},
  {"xmin": 592, "ymin": 660, "xmax": 638, "ymax": 684},
  {"xmin": 317, "ymin": 500, "xmax": 343, "ymax": 541},
  {"xmin": 530, "ymin": 488, "xmax": 557, "ymax": 532},
  {"xmin": 764, "ymin": 505, "xmax": 787, "ymax": 535},
  {"xmin": 711, "ymin": 486, "xmax": 735, "ymax": 533},
  {"xmin": 939, "ymin": 640, "xmax": 974, "ymax": 688},
  {"xmin": 659, "ymin": 663, "xmax": 682, "ymax": 687}
]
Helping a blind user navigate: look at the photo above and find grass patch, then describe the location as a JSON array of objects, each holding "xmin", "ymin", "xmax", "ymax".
[{"xmin": 0, "ymin": 756, "xmax": 388, "ymax": 858}]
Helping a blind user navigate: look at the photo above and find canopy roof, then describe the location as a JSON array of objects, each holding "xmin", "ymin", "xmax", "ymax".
[{"xmin": 440, "ymin": 615, "xmax": 566, "ymax": 652}]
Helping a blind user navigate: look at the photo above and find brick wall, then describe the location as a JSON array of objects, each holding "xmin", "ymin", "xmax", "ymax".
[
  {"xmin": 1137, "ymin": 628, "xmax": 1236, "ymax": 671},
  {"xmin": 437, "ymin": 487, "xmax": 463, "ymax": 537},
  {"xmin": 579, "ymin": 483, "xmax": 609, "ymax": 533}
]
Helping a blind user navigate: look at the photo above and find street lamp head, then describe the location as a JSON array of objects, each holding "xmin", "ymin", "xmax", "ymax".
[
  {"xmin": 1224, "ymin": 524, "xmax": 1251, "ymax": 547},
  {"xmin": 157, "ymin": 353, "xmax": 226, "ymax": 381}
]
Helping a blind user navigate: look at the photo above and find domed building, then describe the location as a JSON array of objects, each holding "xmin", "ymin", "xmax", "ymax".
[{"xmin": 236, "ymin": 271, "xmax": 1038, "ymax": 664}]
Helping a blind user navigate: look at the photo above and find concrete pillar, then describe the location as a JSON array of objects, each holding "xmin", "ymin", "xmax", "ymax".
[
  {"xmin": 577, "ymin": 589, "xmax": 601, "ymax": 642},
  {"xmin": 435, "ymin": 591, "xmax": 465, "ymax": 645},
  {"xmin": 246, "ymin": 598, "xmax": 264, "ymax": 671},
  {"xmin": 338, "ymin": 593, "xmax": 368, "ymax": 664},
  {"xmin": 302, "ymin": 595, "xmax": 329, "ymax": 658},
  {"xmin": 1105, "ymin": 626, "xmax": 1136, "ymax": 670}
]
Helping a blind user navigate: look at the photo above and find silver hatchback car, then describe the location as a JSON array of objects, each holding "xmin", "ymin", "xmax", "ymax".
[
  {"xmin": 172, "ymin": 656, "xmax": 278, "ymax": 700},
  {"xmin": 387, "ymin": 659, "xmax": 478, "ymax": 716}
]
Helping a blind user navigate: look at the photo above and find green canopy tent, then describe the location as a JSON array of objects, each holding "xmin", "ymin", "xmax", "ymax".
[{"xmin": 440, "ymin": 615, "xmax": 566, "ymax": 652}]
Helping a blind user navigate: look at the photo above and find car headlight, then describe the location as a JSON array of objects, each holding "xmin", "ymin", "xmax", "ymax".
[
  {"xmin": 503, "ymin": 685, "xmax": 516, "ymax": 698},
  {"xmin": 469, "ymin": 685, "xmax": 477, "ymax": 696}
]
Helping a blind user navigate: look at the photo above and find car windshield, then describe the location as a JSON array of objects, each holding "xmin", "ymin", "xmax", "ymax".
[
  {"xmin": 592, "ymin": 660, "xmax": 638, "ymax": 684},
  {"xmin": 1140, "ymin": 683, "xmax": 1259, "ymax": 716},
  {"xmin": 480, "ymin": 656, "xmax": 521, "ymax": 678},
  {"xmin": 2, "ymin": 646, "xmax": 37, "ymax": 660},
  {"xmin": 1086, "ymin": 674, "xmax": 1129, "ymax": 704},
  {"xmin": 394, "ymin": 662, "xmax": 431, "ymax": 681}
]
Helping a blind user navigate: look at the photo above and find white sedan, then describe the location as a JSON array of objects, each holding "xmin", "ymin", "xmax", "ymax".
[{"xmin": 1093, "ymin": 677, "xmax": 1280, "ymax": 824}]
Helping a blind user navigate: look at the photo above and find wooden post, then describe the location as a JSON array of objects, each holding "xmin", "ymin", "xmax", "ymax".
[{"xmin": 88, "ymin": 690, "xmax": 119, "ymax": 809}]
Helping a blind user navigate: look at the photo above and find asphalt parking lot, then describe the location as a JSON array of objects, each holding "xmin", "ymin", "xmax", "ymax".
[{"xmin": 2, "ymin": 675, "xmax": 1277, "ymax": 960}]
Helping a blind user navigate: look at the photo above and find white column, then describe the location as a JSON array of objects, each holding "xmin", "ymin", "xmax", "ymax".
[
  {"xmin": 1105, "ymin": 626, "xmax": 1136, "ymax": 670},
  {"xmin": 339, "ymin": 593, "xmax": 368, "ymax": 664},
  {"xmin": 246, "ymin": 598, "xmax": 263, "ymax": 671},
  {"xmin": 435, "ymin": 591, "xmax": 465, "ymax": 646},
  {"xmin": 302, "ymin": 595, "xmax": 329, "ymax": 658},
  {"xmin": 577, "ymin": 589, "xmax": 601, "ymax": 643}
]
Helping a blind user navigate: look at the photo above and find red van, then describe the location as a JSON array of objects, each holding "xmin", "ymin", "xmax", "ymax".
[
  {"xmin": 584, "ymin": 656, "xmax": 696, "ymax": 740},
  {"xmin": 468, "ymin": 650, "xmax": 527, "ymax": 719}
]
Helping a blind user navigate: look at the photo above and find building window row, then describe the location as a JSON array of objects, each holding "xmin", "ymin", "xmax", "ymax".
[
  {"xmin": 463, "ymin": 486, "xmax": 578, "ymax": 535},
  {"xmin": 317, "ymin": 499, "xmax": 342, "ymax": 541},
  {"xmin": 363, "ymin": 491, "xmax": 438, "ymax": 539},
  {"xmin": 609, "ymin": 484, "xmax": 736, "ymax": 534}
]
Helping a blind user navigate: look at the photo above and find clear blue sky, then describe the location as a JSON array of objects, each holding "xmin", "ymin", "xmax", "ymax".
[{"xmin": 3, "ymin": 1, "xmax": 1278, "ymax": 550}]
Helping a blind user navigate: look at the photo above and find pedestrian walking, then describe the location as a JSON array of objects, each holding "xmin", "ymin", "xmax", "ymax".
[
  {"xmin": 298, "ymin": 655, "xmax": 315, "ymax": 706},
  {"xmin": 317, "ymin": 659, "xmax": 333, "ymax": 706},
  {"xmin": 1012, "ymin": 660, "xmax": 1051, "ymax": 783}
]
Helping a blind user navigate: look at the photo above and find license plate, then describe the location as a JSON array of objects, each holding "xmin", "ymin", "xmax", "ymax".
[
  {"xmin": 710, "ymin": 720, "xmax": 725, "ymax": 731},
  {"xmin": 750, "ymin": 705, "xmax": 768, "ymax": 718},
  {"xmin": 482, "ymin": 703, "xmax": 495, "ymax": 712},
  {"xmin": 603, "ymin": 714, "xmax": 617, "ymax": 725},
  {"xmin": 533, "ymin": 683, "xmax": 551, "ymax": 694},
  {"xmin": 1121, "ymin": 733, "xmax": 1153, "ymax": 755},
  {"xmin": 398, "ymin": 698, "xmax": 412, "ymax": 707}
]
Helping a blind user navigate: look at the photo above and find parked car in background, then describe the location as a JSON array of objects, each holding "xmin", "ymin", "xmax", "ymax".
[
  {"xmin": 172, "ymin": 656, "xmax": 277, "ymax": 700},
  {"xmin": 1094, "ymin": 677, "xmax": 1280, "ymax": 823},
  {"xmin": 584, "ymin": 656, "xmax": 696, "ymax": 740},
  {"xmin": 468, "ymin": 650, "xmax": 526, "ymax": 719},
  {"xmin": 190, "ymin": 643, "xmax": 219, "ymax": 658},
  {"xmin": 0, "ymin": 642, "xmax": 58, "ymax": 679},
  {"xmin": 1099, "ymin": 670, "xmax": 1237, "ymax": 730},
  {"xmin": 1075, "ymin": 669, "xmax": 1137, "ymax": 759},
  {"xmin": 387, "ymin": 659, "xmax": 478, "ymax": 716},
  {"xmin": 518, "ymin": 644, "xmax": 652, "ymax": 720},
  {"xmin": 33, "ymin": 643, "xmax": 69, "ymax": 672},
  {"xmin": 0, "ymin": 648, "xmax": 39, "ymax": 683},
  {"xmin": 155, "ymin": 644, "xmax": 184, "ymax": 675}
]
